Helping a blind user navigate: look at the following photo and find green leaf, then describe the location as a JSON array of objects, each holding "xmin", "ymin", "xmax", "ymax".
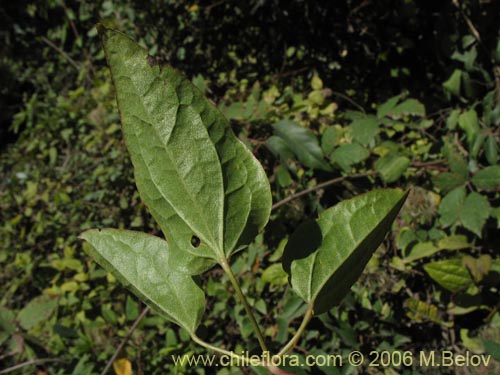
[
  {"xmin": 375, "ymin": 153, "xmax": 410, "ymax": 183},
  {"xmin": 462, "ymin": 255, "xmax": 491, "ymax": 282},
  {"xmin": 377, "ymin": 94, "xmax": 401, "ymax": 118},
  {"xmin": 484, "ymin": 340, "xmax": 500, "ymax": 361},
  {"xmin": 331, "ymin": 143, "xmax": 369, "ymax": 172},
  {"xmin": 404, "ymin": 297, "xmax": 444, "ymax": 325},
  {"xmin": 439, "ymin": 188, "xmax": 490, "ymax": 237},
  {"xmin": 439, "ymin": 187, "xmax": 466, "ymax": 228},
  {"xmin": 446, "ymin": 109, "xmax": 460, "ymax": 130},
  {"xmin": 311, "ymin": 75, "xmax": 323, "ymax": 90},
  {"xmin": 321, "ymin": 127, "xmax": 338, "ymax": 155},
  {"xmin": 80, "ymin": 229, "xmax": 205, "ymax": 333},
  {"xmin": 433, "ymin": 172, "xmax": 467, "ymax": 193},
  {"xmin": 443, "ymin": 69, "xmax": 462, "ymax": 97},
  {"xmin": 485, "ymin": 136, "xmax": 499, "ymax": 165},
  {"xmin": 273, "ymin": 119, "xmax": 332, "ymax": 171},
  {"xmin": 282, "ymin": 189, "xmax": 408, "ymax": 314},
  {"xmin": 462, "ymin": 192, "xmax": 490, "ymax": 237},
  {"xmin": 471, "ymin": 166, "xmax": 500, "ymax": 191},
  {"xmin": 458, "ymin": 109, "xmax": 479, "ymax": 147},
  {"xmin": 350, "ymin": 116, "xmax": 379, "ymax": 145},
  {"xmin": 403, "ymin": 242, "xmax": 438, "ymax": 263},
  {"xmin": 437, "ymin": 235, "xmax": 471, "ymax": 250},
  {"xmin": 266, "ymin": 135, "xmax": 295, "ymax": 162},
  {"xmin": 98, "ymin": 26, "xmax": 271, "ymax": 272},
  {"xmin": 387, "ymin": 99, "xmax": 426, "ymax": 119},
  {"xmin": 261, "ymin": 264, "xmax": 288, "ymax": 286},
  {"xmin": 17, "ymin": 295, "xmax": 58, "ymax": 330},
  {"xmin": 424, "ymin": 259, "xmax": 473, "ymax": 293}
]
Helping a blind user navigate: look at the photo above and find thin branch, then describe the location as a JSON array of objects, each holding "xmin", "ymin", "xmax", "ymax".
[
  {"xmin": 272, "ymin": 171, "xmax": 376, "ymax": 210},
  {"xmin": 40, "ymin": 36, "xmax": 81, "ymax": 71},
  {"xmin": 60, "ymin": 0, "xmax": 97, "ymax": 78},
  {"xmin": 0, "ymin": 358, "xmax": 66, "ymax": 374},
  {"xmin": 100, "ymin": 306, "xmax": 150, "ymax": 375},
  {"xmin": 331, "ymin": 91, "xmax": 366, "ymax": 113}
]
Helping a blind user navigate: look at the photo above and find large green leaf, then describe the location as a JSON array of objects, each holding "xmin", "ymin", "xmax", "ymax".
[
  {"xmin": 273, "ymin": 119, "xmax": 332, "ymax": 171},
  {"xmin": 282, "ymin": 189, "xmax": 408, "ymax": 314},
  {"xmin": 80, "ymin": 229, "xmax": 205, "ymax": 333},
  {"xmin": 99, "ymin": 26, "xmax": 271, "ymax": 272}
]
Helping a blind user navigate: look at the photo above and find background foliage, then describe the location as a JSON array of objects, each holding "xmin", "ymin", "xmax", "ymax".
[{"xmin": 1, "ymin": 1, "xmax": 499, "ymax": 374}]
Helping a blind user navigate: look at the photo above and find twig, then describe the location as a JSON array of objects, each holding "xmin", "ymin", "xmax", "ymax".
[
  {"xmin": 331, "ymin": 91, "xmax": 366, "ymax": 113},
  {"xmin": 0, "ymin": 358, "xmax": 66, "ymax": 374},
  {"xmin": 40, "ymin": 36, "xmax": 81, "ymax": 71},
  {"xmin": 60, "ymin": 0, "xmax": 97, "ymax": 78},
  {"xmin": 100, "ymin": 306, "xmax": 150, "ymax": 375},
  {"xmin": 272, "ymin": 171, "xmax": 376, "ymax": 210}
]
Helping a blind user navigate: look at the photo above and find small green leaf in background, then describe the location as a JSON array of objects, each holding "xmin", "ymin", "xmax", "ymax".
[
  {"xmin": 484, "ymin": 340, "xmax": 500, "ymax": 361},
  {"xmin": 462, "ymin": 254, "xmax": 491, "ymax": 282},
  {"xmin": 377, "ymin": 94, "xmax": 401, "ymax": 118},
  {"xmin": 283, "ymin": 189, "xmax": 408, "ymax": 314},
  {"xmin": 446, "ymin": 109, "xmax": 460, "ymax": 130},
  {"xmin": 126, "ymin": 296, "xmax": 139, "ymax": 321},
  {"xmin": 405, "ymin": 298, "xmax": 445, "ymax": 325},
  {"xmin": 433, "ymin": 172, "xmax": 467, "ymax": 192},
  {"xmin": 387, "ymin": 99, "xmax": 426, "ymax": 119},
  {"xmin": 17, "ymin": 295, "xmax": 58, "ymax": 330},
  {"xmin": 424, "ymin": 258, "xmax": 473, "ymax": 293},
  {"xmin": 443, "ymin": 69, "xmax": 462, "ymax": 97},
  {"xmin": 375, "ymin": 153, "xmax": 410, "ymax": 183},
  {"xmin": 471, "ymin": 166, "xmax": 500, "ymax": 191},
  {"xmin": 311, "ymin": 75, "xmax": 323, "ymax": 90},
  {"xmin": 439, "ymin": 188, "xmax": 490, "ymax": 237},
  {"xmin": 439, "ymin": 187, "xmax": 466, "ymax": 227},
  {"xmin": 261, "ymin": 264, "xmax": 288, "ymax": 286},
  {"xmin": 350, "ymin": 116, "xmax": 379, "ymax": 145},
  {"xmin": 321, "ymin": 126, "xmax": 338, "ymax": 155},
  {"xmin": 437, "ymin": 235, "xmax": 471, "ymax": 250},
  {"xmin": 485, "ymin": 136, "xmax": 499, "ymax": 165},
  {"xmin": 80, "ymin": 229, "xmax": 205, "ymax": 333},
  {"xmin": 404, "ymin": 242, "xmax": 438, "ymax": 263},
  {"xmin": 331, "ymin": 143, "xmax": 369, "ymax": 172},
  {"xmin": 266, "ymin": 135, "xmax": 295, "ymax": 163},
  {"xmin": 275, "ymin": 165, "xmax": 293, "ymax": 187},
  {"xmin": 458, "ymin": 109, "xmax": 479, "ymax": 147},
  {"xmin": 461, "ymin": 192, "xmax": 490, "ymax": 237},
  {"xmin": 273, "ymin": 119, "xmax": 332, "ymax": 171}
]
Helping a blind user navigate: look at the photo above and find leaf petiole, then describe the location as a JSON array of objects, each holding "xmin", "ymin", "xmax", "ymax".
[
  {"xmin": 276, "ymin": 303, "xmax": 314, "ymax": 357},
  {"xmin": 220, "ymin": 257, "xmax": 269, "ymax": 353}
]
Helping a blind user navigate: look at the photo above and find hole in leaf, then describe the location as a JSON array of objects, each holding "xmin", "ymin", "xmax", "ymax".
[{"xmin": 191, "ymin": 235, "xmax": 201, "ymax": 248}]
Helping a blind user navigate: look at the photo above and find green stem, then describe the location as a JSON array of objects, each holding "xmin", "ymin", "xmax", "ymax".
[
  {"xmin": 276, "ymin": 303, "xmax": 314, "ymax": 357},
  {"xmin": 220, "ymin": 257, "xmax": 269, "ymax": 352},
  {"xmin": 190, "ymin": 334, "xmax": 247, "ymax": 362}
]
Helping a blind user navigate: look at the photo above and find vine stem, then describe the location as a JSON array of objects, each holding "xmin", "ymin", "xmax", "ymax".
[
  {"xmin": 271, "ymin": 171, "xmax": 376, "ymax": 210},
  {"xmin": 220, "ymin": 257, "xmax": 269, "ymax": 353},
  {"xmin": 276, "ymin": 304, "xmax": 314, "ymax": 357},
  {"xmin": 190, "ymin": 334, "xmax": 247, "ymax": 361}
]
